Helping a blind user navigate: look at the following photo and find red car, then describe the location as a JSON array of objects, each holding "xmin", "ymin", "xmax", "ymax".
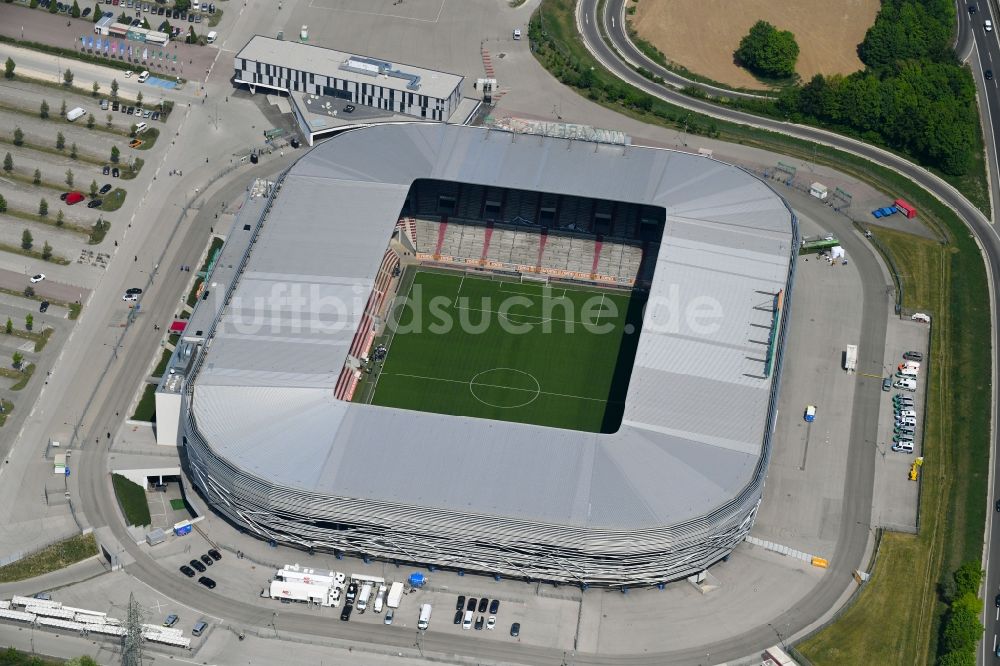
[{"xmin": 63, "ymin": 191, "xmax": 85, "ymax": 205}]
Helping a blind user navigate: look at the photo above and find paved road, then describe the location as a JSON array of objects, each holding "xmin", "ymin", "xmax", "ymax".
[{"xmin": 587, "ymin": 0, "xmax": 1000, "ymax": 661}]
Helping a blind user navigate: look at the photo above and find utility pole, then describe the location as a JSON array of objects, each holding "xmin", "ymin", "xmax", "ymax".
[{"xmin": 121, "ymin": 592, "xmax": 144, "ymax": 666}]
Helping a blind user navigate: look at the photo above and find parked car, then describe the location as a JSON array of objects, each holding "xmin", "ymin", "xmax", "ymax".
[
  {"xmin": 179, "ymin": 565, "xmax": 195, "ymax": 577},
  {"xmin": 453, "ymin": 610, "xmax": 462, "ymax": 624},
  {"xmin": 456, "ymin": 595, "xmax": 465, "ymax": 611},
  {"xmin": 474, "ymin": 615, "xmax": 484, "ymax": 630},
  {"xmin": 82, "ymin": 6, "xmax": 91, "ymax": 16},
  {"xmin": 486, "ymin": 615, "xmax": 496, "ymax": 630},
  {"xmin": 163, "ymin": 614, "xmax": 178, "ymax": 627},
  {"xmin": 129, "ymin": 139, "xmax": 143, "ymax": 148},
  {"xmin": 903, "ymin": 351, "xmax": 923, "ymax": 362},
  {"xmin": 510, "ymin": 622, "xmax": 520, "ymax": 637},
  {"xmin": 200, "ymin": 554, "xmax": 213, "ymax": 567},
  {"xmin": 466, "ymin": 597, "xmax": 476, "ymax": 612},
  {"xmin": 384, "ymin": 608, "xmax": 394, "ymax": 625},
  {"xmin": 112, "ymin": 167, "xmax": 120, "ymax": 177},
  {"xmin": 882, "ymin": 377, "xmax": 891, "ymax": 392},
  {"xmin": 208, "ymin": 548, "xmax": 222, "ymax": 561},
  {"xmin": 987, "ymin": 19, "xmax": 993, "ymax": 31},
  {"xmin": 151, "ymin": 111, "xmax": 160, "ymax": 121},
  {"xmin": 87, "ymin": 199, "xmax": 102, "ymax": 209},
  {"xmin": 477, "ymin": 598, "xmax": 488, "ymax": 613},
  {"xmin": 198, "ymin": 577, "xmax": 216, "ymax": 589},
  {"xmin": 344, "ymin": 104, "xmax": 356, "ymax": 113},
  {"xmin": 100, "ymin": 183, "xmax": 113, "ymax": 194},
  {"xmin": 30, "ymin": 274, "xmax": 45, "ymax": 283},
  {"xmin": 489, "ymin": 599, "xmax": 500, "ymax": 614},
  {"xmin": 39, "ymin": 301, "xmax": 49, "ymax": 313},
  {"xmin": 340, "ymin": 604, "xmax": 353, "ymax": 621},
  {"xmin": 190, "ymin": 559, "xmax": 206, "ymax": 572},
  {"xmin": 125, "ymin": 287, "xmax": 142, "ymax": 295},
  {"xmin": 102, "ymin": 165, "xmax": 111, "ymax": 175}
]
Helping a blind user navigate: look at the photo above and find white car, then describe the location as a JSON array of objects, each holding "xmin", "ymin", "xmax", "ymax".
[
  {"xmin": 987, "ymin": 19, "xmax": 994, "ymax": 32},
  {"xmin": 486, "ymin": 615, "xmax": 496, "ymax": 630},
  {"xmin": 124, "ymin": 70, "xmax": 134, "ymax": 78},
  {"xmin": 123, "ymin": 293, "xmax": 138, "ymax": 302},
  {"xmin": 30, "ymin": 274, "xmax": 45, "ymax": 283}
]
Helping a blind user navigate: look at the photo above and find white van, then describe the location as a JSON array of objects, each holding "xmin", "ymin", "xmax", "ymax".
[
  {"xmin": 356, "ymin": 583, "xmax": 372, "ymax": 612},
  {"xmin": 896, "ymin": 409, "xmax": 916, "ymax": 418},
  {"xmin": 134, "ymin": 121, "xmax": 148, "ymax": 134},
  {"xmin": 137, "ymin": 70, "xmax": 150, "ymax": 83},
  {"xmin": 417, "ymin": 603, "xmax": 432, "ymax": 630},
  {"xmin": 894, "ymin": 378, "xmax": 916, "ymax": 391},
  {"xmin": 462, "ymin": 610, "xmax": 473, "ymax": 629},
  {"xmin": 66, "ymin": 107, "xmax": 86, "ymax": 122},
  {"xmin": 896, "ymin": 367, "xmax": 918, "ymax": 378},
  {"xmin": 206, "ymin": 30, "xmax": 218, "ymax": 44}
]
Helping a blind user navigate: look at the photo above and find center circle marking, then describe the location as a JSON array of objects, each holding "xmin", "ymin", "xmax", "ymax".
[{"xmin": 469, "ymin": 368, "xmax": 541, "ymax": 409}]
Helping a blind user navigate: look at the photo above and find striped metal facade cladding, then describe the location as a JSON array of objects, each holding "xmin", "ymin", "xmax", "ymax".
[{"xmin": 178, "ymin": 124, "xmax": 799, "ymax": 587}]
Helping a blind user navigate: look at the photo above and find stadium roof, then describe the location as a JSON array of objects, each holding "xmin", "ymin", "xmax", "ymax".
[
  {"xmin": 234, "ymin": 36, "xmax": 463, "ymax": 101},
  {"xmin": 191, "ymin": 123, "xmax": 795, "ymax": 530}
]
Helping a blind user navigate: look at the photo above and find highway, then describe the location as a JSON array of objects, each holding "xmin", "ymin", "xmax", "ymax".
[{"xmin": 583, "ymin": 0, "xmax": 1000, "ymax": 661}]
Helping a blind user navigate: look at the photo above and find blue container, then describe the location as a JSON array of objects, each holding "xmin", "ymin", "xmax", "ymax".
[{"xmin": 408, "ymin": 572, "xmax": 426, "ymax": 587}]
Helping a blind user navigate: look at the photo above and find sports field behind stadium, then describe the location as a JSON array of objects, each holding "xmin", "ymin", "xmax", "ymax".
[{"xmin": 361, "ymin": 269, "xmax": 645, "ymax": 433}]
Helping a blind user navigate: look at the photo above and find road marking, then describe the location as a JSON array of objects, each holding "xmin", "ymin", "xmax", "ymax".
[
  {"xmin": 389, "ymin": 372, "xmax": 610, "ymax": 403},
  {"xmin": 860, "ymin": 372, "xmax": 882, "ymax": 379}
]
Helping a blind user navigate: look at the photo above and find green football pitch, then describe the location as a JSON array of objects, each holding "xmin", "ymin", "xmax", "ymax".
[{"xmin": 360, "ymin": 269, "xmax": 645, "ymax": 433}]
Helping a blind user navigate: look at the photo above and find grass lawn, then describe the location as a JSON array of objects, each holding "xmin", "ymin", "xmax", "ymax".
[
  {"xmin": 111, "ymin": 473, "xmax": 151, "ymax": 527},
  {"xmin": 0, "ymin": 647, "xmax": 69, "ymax": 665},
  {"xmin": 798, "ymin": 223, "xmax": 990, "ymax": 663},
  {"xmin": 0, "ymin": 533, "xmax": 97, "ymax": 583},
  {"xmin": 132, "ymin": 383, "xmax": 156, "ymax": 422},
  {"xmin": 5, "ymin": 326, "xmax": 54, "ymax": 352},
  {"xmin": 152, "ymin": 348, "xmax": 172, "ymax": 377},
  {"xmin": 169, "ymin": 498, "xmax": 186, "ymax": 511},
  {"xmin": 0, "ymin": 399, "xmax": 14, "ymax": 427},
  {"xmin": 132, "ymin": 127, "xmax": 159, "ymax": 150},
  {"xmin": 100, "ymin": 187, "xmax": 127, "ymax": 212},
  {"xmin": 362, "ymin": 269, "xmax": 642, "ymax": 433}
]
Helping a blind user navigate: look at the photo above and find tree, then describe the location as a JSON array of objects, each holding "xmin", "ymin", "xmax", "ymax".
[
  {"xmin": 4, "ymin": 57, "xmax": 14, "ymax": 80},
  {"xmin": 41, "ymin": 242, "xmax": 52, "ymax": 261},
  {"xmin": 106, "ymin": 113, "xmax": 113, "ymax": 128},
  {"xmin": 70, "ymin": 0, "xmax": 80, "ymax": 17},
  {"xmin": 86, "ymin": 113, "xmax": 95, "ymax": 129},
  {"xmin": 65, "ymin": 168, "xmax": 74, "ymax": 188},
  {"xmin": 12, "ymin": 127, "xmax": 23, "ymax": 146},
  {"xmin": 136, "ymin": 90, "xmax": 143, "ymax": 105},
  {"xmin": 23, "ymin": 286, "xmax": 33, "ymax": 298},
  {"xmin": 93, "ymin": 3, "xmax": 102, "ymax": 22},
  {"xmin": 39, "ymin": 99, "xmax": 49, "ymax": 118},
  {"xmin": 60, "ymin": 99, "xmax": 66, "ymax": 118},
  {"xmin": 48, "ymin": 0, "xmax": 57, "ymax": 12},
  {"xmin": 56, "ymin": 131, "xmax": 65, "ymax": 150},
  {"xmin": 175, "ymin": 0, "xmax": 190, "ymax": 11},
  {"xmin": 941, "ymin": 593, "xmax": 984, "ymax": 653},
  {"xmin": 130, "ymin": 123, "xmax": 138, "ymax": 137},
  {"xmin": 141, "ymin": 17, "xmax": 150, "ymax": 29},
  {"xmin": 4, "ymin": 318, "xmax": 11, "ymax": 335},
  {"xmin": 954, "ymin": 561, "xmax": 984, "ymax": 599},
  {"xmin": 32, "ymin": 168, "xmax": 40, "ymax": 185},
  {"xmin": 66, "ymin": 658, "xmax": 100, "ymax": 666},
  {"xmin": 37, "ymin": 199, "xmax": 47, "ymax": 217},
  {"xmin": 90, "ymin": 179, "xmax": 99, "ymax": 198},
  {"xmin": 735, "ymin": 20, "xmax": 800, "ymax": 79},
  {"xmin": 63, "ymin": 68, "xmax": 74, "ymax": 87},
  {"xmin": 110, "ymin": 145, "xmax": 120, "ymax": 163},
  {"xmin": 55, "ymin": 210, "xmax": 64, "ymax": 226},
  {"xmin": 12, "ymin": 352, "xmax": 22, "ymax": 370},
  {"xmin": 70, "ymin": 143, "xmax": 78, "ymax": 160},
  {"xmin": 159, "ymin": 20, "xmax": 172, "ymax": 33},
  {"xmin": 111, "ymin": 78, "xmax": 119, "ymax": 99},
  {"xmin": 21, "ymin": 228, "xmax": 32, "ymax": 249},
  {"xmin": 0, "ymin": 194, "xmax": 6, "ymax": 213},
  {"xmin": 186, "ymin": 26, "xmax": 196, "ymax": 44},
  {"xmin": 2, "ymin": 152, "xmax": 11, "ymax": 173},
  {"xmin": 25, "ymin": 314, "xmax": 33, "ymax": 331},
  {"xmin": 92, "ymin": 80, "xmax": 99, "ymax": 97}
]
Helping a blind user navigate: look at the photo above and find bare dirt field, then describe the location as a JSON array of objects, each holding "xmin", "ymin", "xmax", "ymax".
[{"xmin": 629, "ymin": 0, "xmax": 879, "ymax": 89}]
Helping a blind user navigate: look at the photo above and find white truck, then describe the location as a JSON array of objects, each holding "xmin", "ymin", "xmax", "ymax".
[
  {"xmin": 66, "ymin": 107, "xmax": 86, "ymax": 122},
  {"xmin": 844, "ymin": 344, "xmax": 857, "ymax": 373},
  {"xmin": 373, "ymin": 584, "xmax": 387, "ymax": 614},
  {"xmin": 417, "ymin": 603, "xmax": 432, "ymax": 630},
  {"xmin": 356, "ymin": 583, "xmax": 372, "ymax": 612},
  {"xmin": 386, "ymin": 581, "xmax": 404, "ymax": 609}
]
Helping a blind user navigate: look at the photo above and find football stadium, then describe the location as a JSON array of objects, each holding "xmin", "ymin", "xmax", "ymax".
[{"xmin": 177, "ymin": 123, "xmax": 798, "ymax": 587}]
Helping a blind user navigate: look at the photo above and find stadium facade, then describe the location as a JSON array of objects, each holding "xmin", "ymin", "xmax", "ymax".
[{"xmin": 170, "ymin": 123, "xmax": 798, "ymax": 587}]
